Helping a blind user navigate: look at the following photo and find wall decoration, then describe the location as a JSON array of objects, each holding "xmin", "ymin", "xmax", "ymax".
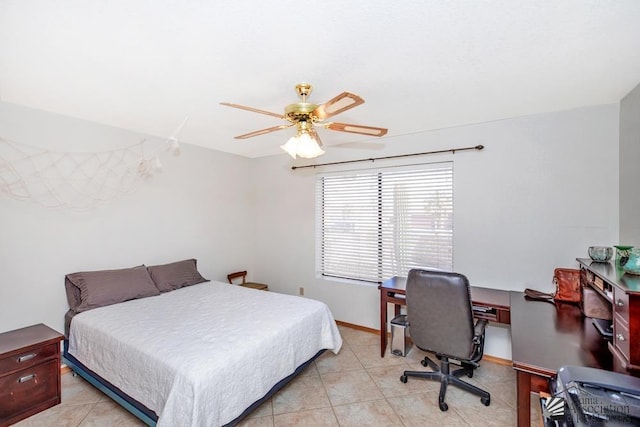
[{"xmin": 0, "ymin": 117, "xmax": 187, "ymax": 210}]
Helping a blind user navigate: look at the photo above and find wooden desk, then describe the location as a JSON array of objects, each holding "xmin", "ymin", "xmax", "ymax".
[
  {"xmin": 510, "ymin": 291, "xmax": 611, "ymax": 427},
  {"xmin": 378, "ymin": 276, "xmax": 511, "ymax": 358}
]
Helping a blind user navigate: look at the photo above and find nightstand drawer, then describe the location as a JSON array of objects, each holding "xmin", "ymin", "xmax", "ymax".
[
  {"xmin": 0, "ymin": 358, "xmax": 58, "ymax": 420},
  {"xmin": 0, "ymin": 343, "xmax": 58, "ymax": 374}
]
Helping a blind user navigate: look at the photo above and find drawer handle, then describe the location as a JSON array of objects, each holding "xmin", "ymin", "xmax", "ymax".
[
  {"xmin": 616, "ymin": 299, "xmax": 625, "ymax": 307},
  {"xmin": 18, "ymin": 374, "xmax": 36, "ymax": 383},
  {"xmin": 17, "ymin": 353, "xmax": 37, "ymax": 363},
  {"xmin": 617, "ymin": 333, "xmax": 626, "ymax": 342}
]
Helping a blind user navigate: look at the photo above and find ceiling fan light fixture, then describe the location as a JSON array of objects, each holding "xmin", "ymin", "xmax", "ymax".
[
  {"xmin": 296, "ymin": 132, "xmax": 325, "ymax": 159},
  {"xmin": 280, "ymin": 130, "xmax": 324, "ymax": 159},
  {"xmin": 280, "ymin": 136, "xmax": 299, "ymax": 159}
]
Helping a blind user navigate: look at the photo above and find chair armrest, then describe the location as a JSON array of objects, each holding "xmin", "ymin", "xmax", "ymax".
[
  {"xmin": 471, "ymin": 318, "xmax": 488, "ymax": 362},
  {"xmin": 474, "ymin": 318, "xmax": 488, "ymax": 337}
]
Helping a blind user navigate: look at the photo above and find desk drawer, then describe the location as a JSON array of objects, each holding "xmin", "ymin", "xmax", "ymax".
[
  {"xmin": 613, "ymin": 315, "xmax": 630, "ymax": 359},
  {"xmin": 0, "ymin": 343, "xmax": 59, "ymax": 374},
  {"xmin": 613, "ymin": 288, "xmax": 629, "ymax": 324},
  {"xmin": 0, "ymin": 358, "xmax": 58, "ymax": 420}
]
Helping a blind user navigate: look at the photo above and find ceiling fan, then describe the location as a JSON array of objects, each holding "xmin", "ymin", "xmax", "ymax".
[{"xmin": 220, "ymin": 83, "xmax": 388, "ymax": 159}]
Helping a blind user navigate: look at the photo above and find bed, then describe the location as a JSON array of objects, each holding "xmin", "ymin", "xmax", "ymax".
[{"xmin": 62, "ymin": 260, "xmax": 342, "ymax": 426}]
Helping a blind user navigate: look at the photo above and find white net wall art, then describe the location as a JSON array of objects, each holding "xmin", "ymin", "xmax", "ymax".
[
  {"xmin": 0, "ymin": 117, "xmax": 187, "ymax": 210},
  {"xmin": 0, "ymin": 138, "xmax": 165, "ymax": 210}
]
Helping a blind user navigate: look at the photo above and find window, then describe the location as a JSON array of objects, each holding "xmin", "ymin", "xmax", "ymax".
[{"xmin": 316, "ymin": 162, "xmax": 453, "ymax": 283}]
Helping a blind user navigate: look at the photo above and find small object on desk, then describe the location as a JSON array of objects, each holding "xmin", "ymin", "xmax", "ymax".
[
  {"xmin": 614, "ymin": 245, "xmax": 634, "ymax": 267},
  {"xmin": 593, "ymin": 276, "xmax": 604, "ymax": 291},
  {"xmin": 588, "ymin": 246, "xmax": 613, "ymax": 262},
  {"xmin": 622, "ymin": 248, "xmax": 640, "ymax": 275}
]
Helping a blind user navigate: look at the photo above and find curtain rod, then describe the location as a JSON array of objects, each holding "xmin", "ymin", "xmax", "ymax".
[{"xmin": 291, "ymin": 144, "xmax": 484, "ymax": 170}]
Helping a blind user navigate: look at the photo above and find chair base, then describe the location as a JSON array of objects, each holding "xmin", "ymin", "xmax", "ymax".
[{"xmin": 400, "ymin": 355, "xmax": 490, "ymax": 411}]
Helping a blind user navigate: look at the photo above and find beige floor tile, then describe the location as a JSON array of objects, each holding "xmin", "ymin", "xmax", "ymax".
[
  {"xmin": 272, "ymin": 375, "xmax": 331, "ymax": 415},
  {"xmin": 530, "ymin": 392, "xmax": 543, "ymax": 425},
  {"xmin": 297, "ymin": 362, "xmax": 320, "ymax": 378},
  {"xmin": 315, "ymin": 348, "xmax": 363, "ymax": 374},
  {"xmin": 387, "ymin": 392, "xmax": 471, "ymax": 426},
  {"xmin": 351, "ymin": 344, "xmax": 409, "ymax": 369},
  {"xmin": 338, "ymin": 326, "xmax": 379, "ymax": 347},
  {"xmin": 368, "ymin": 364, "xmax": 440, "ymax": 398},
  {"xmin": 332, "ymin": 399, "xmax": 404, "ymax": 427},
  {"xmin": 13, "ymin": 403, "xmax": 95, "ymax": 427},
  {"xmin": 321, "ymin": 369, "xmax": 384, "ymax": 406},
  {"xmin": 481, "ymin": 379, "xmax": 517, "ymax": 409},
  {"xmin": 237, "ymin": 415, "xmax": 275, "ymax": 427},
  {"xmin": 78, "ymin": 399, "xmax": 146, "ymax": 427},
  {"xmin": 62, "ymin": 374, "xmax": 105, "ymax": 405},
  {"xmin": 468, "ymin": 359, "xmax": 516, "ymax": 384},
  {"xmin": 446, "ymin": 385, "xmax": 514, "ymax": 426},
  {"xmin": 246, "ymin": 398, "xmax": 273, "ymax": 418},
  {"xmin": 273, "ymin": 407, "xmax": 338, "ymax": 427}
]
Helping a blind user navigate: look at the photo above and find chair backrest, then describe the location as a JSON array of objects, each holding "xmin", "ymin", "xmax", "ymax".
[
  {"xmin": 406, "ymin": 268, "xmax": 476, "ymax": 361},
  {"xmin": 227, "ymin": 271, "xmax": 247, "ymax": 285}
]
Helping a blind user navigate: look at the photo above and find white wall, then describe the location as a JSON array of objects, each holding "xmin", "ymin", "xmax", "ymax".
[
  {"xmin": 251, "ymin": 104, "xmax": 620, "ymax": 359},
  {"xmin": 0, "ymin": 102, "xmax": 622, "ymax": 360},
  {"xmin": 0, "ymin": 102, "xmax": 254, "ymax": 335},
  {"xmin": 620, "ymin": 82, "xmax": 640, "ymax": 246}
]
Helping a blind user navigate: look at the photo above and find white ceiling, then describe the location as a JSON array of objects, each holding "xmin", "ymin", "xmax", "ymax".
[{"xmin": 1, "ymin": 1, "xmax": 640, "ymax": 158}]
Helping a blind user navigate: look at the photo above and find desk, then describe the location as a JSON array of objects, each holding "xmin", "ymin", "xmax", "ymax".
[
  {"xmin": 378, "ymin": 276, "xmax": 511, "ymax": 358},
  {"xmin": 510, "ymin": 291, "xmax": 611, "ymax": 426}
]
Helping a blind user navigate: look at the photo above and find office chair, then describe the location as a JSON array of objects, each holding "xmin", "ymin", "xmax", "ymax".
[
  {"xmin": 400, "ymin": 269, "xmax": 491, "ymax": 411},
  {"xmin": 227, "ymin": 271, "xmax": 268, "ymax": 291}
]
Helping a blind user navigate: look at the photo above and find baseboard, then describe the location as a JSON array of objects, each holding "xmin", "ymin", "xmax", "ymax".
[
  {"xmin": 335, "ymin": 320, "xmax": 379, "ymax": 335},
  {"xmin": 336, "ymin": 319, "xmax": 513, "ymax": 366},
  {"xmin": 481, "ymin": 354, "xmax": 512, "ymax": 366}
]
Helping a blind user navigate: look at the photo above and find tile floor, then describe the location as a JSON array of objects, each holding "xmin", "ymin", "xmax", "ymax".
[{"xmin": 14, "ymin": 326, "xmax": 542, "ymax": 426}]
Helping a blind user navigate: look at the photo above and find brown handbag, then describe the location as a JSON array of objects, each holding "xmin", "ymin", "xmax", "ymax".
[
  {"xmin": 552, "ymin": 268, "xmax": 581, "ymax": 303},
  {"xmin": 524, "ymin": 268, "xmax": 581, "ymax": 304}
]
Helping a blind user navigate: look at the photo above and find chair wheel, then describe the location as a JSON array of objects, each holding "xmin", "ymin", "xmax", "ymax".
[
  {"xmin": 421, "ymin": 359, "xmax": 428, "ymax": 367},
  {"xmin": 439, "ymin": 402, "xmax": 448, "ymax": 411},
  {"xmin": 400, "ymin": 375, "xmax": 408, "ymax": 383},
  {"xmin": 467, "ymin": 370, "xmax": 474, "ymax": 378},
  {"xmin": 481, "ymin": 396, "xmax": 490, "ymax": 406}
]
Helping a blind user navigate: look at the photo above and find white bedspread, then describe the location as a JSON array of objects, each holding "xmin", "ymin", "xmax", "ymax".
[{"xmin": 68, "ymin": 282, "xmax": 342, "ymax": 426}]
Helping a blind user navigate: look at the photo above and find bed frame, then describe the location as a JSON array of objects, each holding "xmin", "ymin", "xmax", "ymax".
[{"xmin": 63, "ymin": 340, "xmax": 325, "ymax": 426}]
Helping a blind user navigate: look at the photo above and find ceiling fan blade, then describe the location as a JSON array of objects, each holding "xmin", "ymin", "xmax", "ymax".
[
  {"xmin": 234, "ymin": 124, "xmax": 293, "ymax": 139},
  {"xmin": 220, "ymin": 102, "xmax": 285, "ymax": 119},
  {"xmin": 313, "ymin": 92, "xmax": 364, "ymax": 119},
  {"xmin": 326, "ymin": 122, "xmax": 388, "ymax": 137},
  {"xmin": 309, "ymin": 127, "xmax": 323, "ymax": 147}
]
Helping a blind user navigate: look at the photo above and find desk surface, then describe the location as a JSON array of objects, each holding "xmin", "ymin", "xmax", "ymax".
[
  {"xmin": 380, "ymin": 276, "xmax": 511, "ymax": 309},
  {"xmin": 510, "ymin": 291, "xmax": 612, "ymax": 377}
]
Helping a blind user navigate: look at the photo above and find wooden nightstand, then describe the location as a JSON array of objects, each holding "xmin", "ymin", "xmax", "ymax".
[{"xmin": 0, "ymin": 324, "xmax": 64, "ymax": 427}]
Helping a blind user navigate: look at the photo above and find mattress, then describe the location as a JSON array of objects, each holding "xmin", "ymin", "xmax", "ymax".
[{"xmin": 68, "ymin": 281, "xmax": 342, "ymax": 426}]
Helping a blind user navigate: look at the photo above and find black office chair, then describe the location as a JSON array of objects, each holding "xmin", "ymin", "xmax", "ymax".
[{"xmin": 400, "ymin": 269, "xmax": 491, "ymax": 411}]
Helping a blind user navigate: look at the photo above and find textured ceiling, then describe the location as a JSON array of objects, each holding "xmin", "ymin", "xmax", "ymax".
[{"xmin": 1, "ymin": 0, "xmax": 640, "ymax": 158}]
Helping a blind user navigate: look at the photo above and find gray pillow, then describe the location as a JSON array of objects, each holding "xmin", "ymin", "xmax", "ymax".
[
  {"xmin": 65, "ymin": 265, "xmax": 160, "ymax": 313},
  {"xmin": 147, "ymin": 259, "xmax": 208, "ymax": 293}
]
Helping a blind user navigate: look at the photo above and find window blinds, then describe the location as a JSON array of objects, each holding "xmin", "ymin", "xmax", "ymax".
[{"xmin": 316, "ymin": 162, "xmax": 453, "ymax": 283}]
